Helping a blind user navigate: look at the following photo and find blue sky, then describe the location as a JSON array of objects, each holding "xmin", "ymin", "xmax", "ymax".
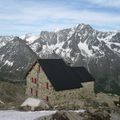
[{"xmin": 0, "ymin": 0, "xmax": 120, "ymax": 36}]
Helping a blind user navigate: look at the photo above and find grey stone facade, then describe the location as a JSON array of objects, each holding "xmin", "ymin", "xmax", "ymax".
[{"xmin": 26, "ymin": 62, "xmax": 95, "ymax": 107}]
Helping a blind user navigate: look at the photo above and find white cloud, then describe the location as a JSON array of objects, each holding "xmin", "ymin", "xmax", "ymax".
[
  {"xmin": 87, "ymin": 0, "xmax": 120, "ymax": 8},
  {"xmin": 20, "ymin": 5, "xmax": 120, "ymax": 24},
  {"xmin": 1, "ymin": 3, "xmax": 120, "ymax": 24},
  {"xmin": 0, "ymin": 0, "xmax": 120, "ymax": 35}
]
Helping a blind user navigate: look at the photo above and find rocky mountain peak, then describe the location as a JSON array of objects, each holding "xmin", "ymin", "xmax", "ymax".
[
  {"xmin": 0, "ymin": 36, "xmax": 14, "ymax": 48},
  {"xmin": 0, "ymin": 23, "xmax": 120, "ymax": 95},
  {"xmin": 0, "ymin": 36, "xmax": 37, "ymax": 82},
  {"xmin": 76, "ymin": 23, "xmax": 93, "ymax": 31},
  {"xmin": 28, "ymin": 24, "xmax": 120, "ymax": 95}
]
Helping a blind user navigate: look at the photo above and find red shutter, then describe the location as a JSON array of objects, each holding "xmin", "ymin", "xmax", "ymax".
[
  {"xmin": 34, "ymin": 78, "xmax": 37, "ymax": 84},
  {"xmin": 45, "ymin": 96, "xmax": 49, "ymax": 102},
  {"xmin": 30, "ymin": 88, "xmax": 33, "ymax": 94},
  {"xmin": 31, "ymin": 78, "xmax": 37, "ymax": 84}
]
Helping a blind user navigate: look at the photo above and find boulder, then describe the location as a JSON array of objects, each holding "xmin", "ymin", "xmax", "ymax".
[
  {"xmin": 37, "ymin": 109, "xmax": 111, "ymax": 120},
  {"xmin": 20, "ymin": 97, "xmax": 49, "ymax": 111}
]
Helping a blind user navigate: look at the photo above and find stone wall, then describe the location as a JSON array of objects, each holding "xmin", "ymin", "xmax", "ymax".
[{"xmin": 26, "ymin": 62, "xmax": 95, "ymax": 107}]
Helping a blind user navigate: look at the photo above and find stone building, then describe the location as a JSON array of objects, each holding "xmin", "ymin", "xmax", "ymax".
[{"xmin": 25, "ymin": 59, "xmax": 95, "ymax": 107}]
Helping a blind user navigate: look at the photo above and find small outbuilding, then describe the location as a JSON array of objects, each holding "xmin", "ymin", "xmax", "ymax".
[{"xmin": 25, "ymin": 59, "xmax": 95, "ymax": 107}]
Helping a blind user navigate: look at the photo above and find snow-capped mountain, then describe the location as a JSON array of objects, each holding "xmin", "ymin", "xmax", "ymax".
[
  {"xmin": 0, "ymin": 23, "xmax": 120, "ymax": 94},
  {"xmin": 20, "ymin": 33, "xmax": 40, "ymax": 44},
  {"xmin": 0, "ymin": 37, "xmax": 37, "ymax": 82},
  {"xmin": 30, "ymin": 24, "xmax": 120, "ymax": 60},
  {"xmin": 29, "ymin": 24, "xmax": 120, "ymax": 94},
  {"xmin": 0, "ymin": 36, "xmax": 14, "ymax": 48}
]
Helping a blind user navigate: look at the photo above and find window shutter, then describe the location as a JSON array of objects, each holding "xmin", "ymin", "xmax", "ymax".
[
  {"xmin": 34, "ymin": 78, "xmax": 37, "ymax": 84},
  {"xmin": 45, "ymin": 96, "xmax": 49, "ymax": 102}
]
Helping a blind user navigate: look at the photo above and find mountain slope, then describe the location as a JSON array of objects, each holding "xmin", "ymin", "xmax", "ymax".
[
  {"xmin": 0, "ymin": 36, "xmax": 14, "ymax": 48},
  {"xmin": 0, "ymin": 37, "xmax": 38, "ymax": 82},
  {"xmin": 0, "ymin": 23, "xmax": 120, "ymax": 95},
  {"xmin": 29, "ymin": 24, "xmax": 120, "ymax": 94}
]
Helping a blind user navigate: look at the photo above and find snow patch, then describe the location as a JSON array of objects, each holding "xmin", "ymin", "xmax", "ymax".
[
  {"xmin": 97, "ymin": 32, "xmax": 117, "ymax": 42},
  {"xmin": 69, "ymin": 109, "xmax": 86, "ymax": 113},
  {"xmin": 92, "ymin": 46, "xmax": 100, "ymax": 51},
  {"xmin": 38, "ymin": 42, "xmax": 65, "ymax": 56},
  {"xmin": 60, "ymin": 48, "xmax": 72, "ymax": 58},
  {"xmin": 26, "ymin": 35, "xmax": 39, "ymax": 44},
  {"xmin": 78, "ymin": 41, "xmax": 92, "ymax": 57},
  {"xmin": 0, "ymin": 36, "xmax": 14, "ymax": 48},
  {"xmin": 4, "ymin": 60, "xmax": 13, "ymax": 66},
  {"xmin": 20, "ymin": 35, "xmax": 26, "ymax": 40},
  {"xmin": 20, "ymin": 34, "xmax": 39, "ymax": 44},
  {"xmin": 30, "ymin": 42, "xmax": 41, "ymax": 52},
  {"xmin": 47, "ymin": 42, "xmax": 64, "ymax": 50},
  {"xmin": 97, "ymin": 32, "xmax": 120, "ymax": 54},
  {"xmin": 0, "ymin": 110, "xmax": 56, "ymax": 120},
  {"xmin": 0, "ymin": 42, "xmax": 6, "ymax": 48},
  {"xmin": 0, "ymin": 54, "xmax": 5, "ymax": 61},
  {"xmin": 67, "ymin": 28, "xmax": 75, "ymax": 39},
  {"xmin": 0, "ymin": 109, "xmax": 86, "ymax": 120}
]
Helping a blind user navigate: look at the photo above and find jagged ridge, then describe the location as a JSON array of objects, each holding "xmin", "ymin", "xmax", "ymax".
[{"xmin": 0, "ymin": 23, "xmax": 120, "ymax": 94}]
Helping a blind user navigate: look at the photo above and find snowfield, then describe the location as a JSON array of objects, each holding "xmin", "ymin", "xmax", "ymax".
[
  {"xmin": 0, "ymin": 109, "xmax": 86, "ymax": 120},
  {"xmin": 0, "ymin": 110, "xmax": 56, "ymax": 120}
]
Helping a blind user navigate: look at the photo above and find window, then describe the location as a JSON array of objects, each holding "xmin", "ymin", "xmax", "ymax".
[
  {"xmin": 34, "ymin": 78, "xmax": 37, "ymax": 84},
  {"xmin": 31, "ymin": 78, "xmax": 37, "ymax": 84},
  {"xmin": 45, "ymin": 96, "xmax": 49, "ymax": 102}
]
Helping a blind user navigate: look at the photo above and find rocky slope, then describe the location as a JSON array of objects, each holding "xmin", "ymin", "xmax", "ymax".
[
  {"xmin": 0, "ymin": 81, "xmax": 25, "ymax": 109},
  {"xmin": 0, "ymin": 36, "xmax": 14, "ymax": 48},
  {"xmin": 0, "ymin": 23, "xmax": 120, "ymax": 94},
  {"xmin": 38, "ymin": 109, "xmax": 120, "ymax": 120},
  {"xmin": 0, "ymin": 37, "xmax": 37, "ymax": 82}
]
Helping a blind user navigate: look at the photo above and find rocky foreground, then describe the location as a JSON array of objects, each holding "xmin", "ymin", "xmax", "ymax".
[
  {"xmin": 0, "ymin": 81, "xmax": 120, "ymax": 120},
  {"xmin": 38, "ymin": 108, "xmax": 120, "ymax": 120}
]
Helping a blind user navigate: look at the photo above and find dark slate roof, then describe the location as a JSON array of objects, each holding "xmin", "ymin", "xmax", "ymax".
[
  {"xmin": 68, "ymin": 67, "xmax": 95, "ymax": 83},
  {"xmin": 37, "ymin": 59, "xmax": 94, "ymax": 91}
]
